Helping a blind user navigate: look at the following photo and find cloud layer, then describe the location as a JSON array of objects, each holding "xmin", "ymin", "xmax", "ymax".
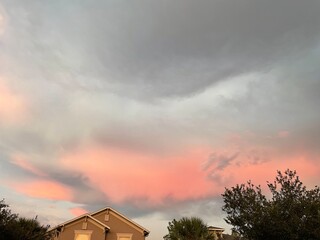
[{"xmin": 1, "ymin": 0, "xmax": 320, "ymax": 239}]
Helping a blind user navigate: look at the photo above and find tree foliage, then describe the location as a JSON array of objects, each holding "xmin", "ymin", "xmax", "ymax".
[
  {"xmin": 0, "ymin": 199, "xmax": 51, "ymax": 240},
  {"xmin": 165, "ymin": 217, "xmax": 214, "ymax": 240},
  {"xmin": 222, "ymin": 169, "xmax": 320, "ymax": 240}
]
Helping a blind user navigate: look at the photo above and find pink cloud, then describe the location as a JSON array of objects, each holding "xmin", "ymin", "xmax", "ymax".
[
  {"xmin": 59, "ymin": 145, "xmax": 216, "ymax": 205},
  {"xmin": 70, "ymin": 207, "xmax": 88, "ymax": 217},
  {"xmin": 57, "ymin": 134, "xmax": 320, "ymax": 206},
  {"xmin": 11, "ymin": 180, "xmax": 73, "ymax": 201},
  {"xmin": 219, "ymin": 152, "xmax": 320, "ymax": 193}
]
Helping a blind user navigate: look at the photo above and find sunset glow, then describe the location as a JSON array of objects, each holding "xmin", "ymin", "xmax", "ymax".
[
  {"xmin": 11, "ymin": 180, "xmax": 73, "ymax": 201},
  {"xmin": 60, "ymin": 145, "xmax": 215, "ymax": 204}
]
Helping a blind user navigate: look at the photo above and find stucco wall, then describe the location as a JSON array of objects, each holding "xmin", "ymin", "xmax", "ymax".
[
  {"xmin": 52, "ymin": 209, "xmax": 147, "ymax": 240},
  {"xmin": 93, "ymin": 210, "xmax": 146, "ymax": 240},
  {"xmin": 55, "ymin": 218, "xmax": 106, "ymax": 240}
]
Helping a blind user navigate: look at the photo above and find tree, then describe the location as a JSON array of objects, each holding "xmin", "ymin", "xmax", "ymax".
[
  {"xmin": 165, "ymin": 217, "xmax": 215, "ymax": 240},
  {"xmin": 0, "ymin": 199, "xmax": 51, "ymax": 240},
  {"xmin": 0, "ymin": 199, "xmax": 18, "ymax": 239},
  {"xmin": 222, "ymin": 169, "xmax": 320, "ymax": 240}
]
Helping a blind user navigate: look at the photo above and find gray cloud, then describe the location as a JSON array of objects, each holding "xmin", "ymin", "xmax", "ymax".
[
  {"xmin": 0, "ymin": 153, "xmax": 33, "ymax": 181},
  {"xmin": 215, "ymin": 152, "xmax": 239, "ymax": 171},
  {"xmin": 2, "ymin": 0, "xmax": 320, "ymax": 99},
  {"xmin": 202, "ymin": 152, "xmax": 239, "ymax": 184},
  {"xmin": 48, "ymin": 171, "xmax": 109, "ymax": 205},
  {"xmin": 152, "ymin": 197, "xmax": 226, "ymax": 227},
  {"xmin": 224, "ymin": 67, "xmax": 320, "ymax": 157},
  {"xmin": 113, "ymin": 195, "xmax": 225, "ymax": 221},
  {"xmin": 1, "ymin": 0, "xmax": 320, "ymax": 157}
]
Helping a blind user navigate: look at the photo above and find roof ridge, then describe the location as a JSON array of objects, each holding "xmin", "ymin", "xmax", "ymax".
[
  {"xmin": 87, "ymin": 215, "xmax": 110, "ymax": 230},
  {"xmin": 49, "ymin": 213, "xmax": 110, "ymax": 231}
]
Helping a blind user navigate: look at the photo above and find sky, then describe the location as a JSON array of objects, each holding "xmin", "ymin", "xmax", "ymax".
[{"xmin": 0, "ymin": 0, "xmax": 320, "ymax": 239}]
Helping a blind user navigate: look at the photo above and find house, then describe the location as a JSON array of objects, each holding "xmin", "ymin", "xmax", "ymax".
[
  {"xmin": 208, "ymin": 226, "xmax": 225, "ymax": 240},
  {"xmin": 49, "ymin": 207, "xmax": 150, "ymax": 240}
]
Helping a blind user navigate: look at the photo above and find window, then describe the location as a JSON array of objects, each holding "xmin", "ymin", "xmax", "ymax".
[
  {"xmin": 117, "ymin": 233, "xmax": 133, "ymax": 240},
  {"xmin": 74, "ymin": 230, "xmax": 93, "ymax": 240},
  {"xmin": 75, "ymin": 234, "xmax": 90, "ymax": 240}
]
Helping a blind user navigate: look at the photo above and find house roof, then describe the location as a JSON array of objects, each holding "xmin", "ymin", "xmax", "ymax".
[
  {"xmin": 48, "ymin": 207, "xmax": 149, "ymax": 236},
  {"xmin": 91, "ymin": 207, "xmax": 150, "ymax": 236},
  {"xmin": 208, "ymin": 226, "xmax": 225, "ymax": 231},
  {"xmin": 49, "ymin": 214, "xmax": 110, "ymax": 232}
]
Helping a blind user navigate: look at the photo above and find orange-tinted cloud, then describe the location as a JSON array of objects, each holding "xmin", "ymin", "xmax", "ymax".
[
  {"xmin": 11, "ymin": 180, "xmax": 73, "ymax": 201},
  {"xmin": 58, "ymin": 135, "xmax": 320, "ymax": 206},
  {"xmin": 0, "ymin": 81, "xmax": 28, "ymax": 122}
]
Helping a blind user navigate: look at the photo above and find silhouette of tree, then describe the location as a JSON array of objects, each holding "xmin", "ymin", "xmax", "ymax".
[
  {"xmin": 222, "ymin": 169, "xmax": 320, "ymax": 240},
  {"xmin": 0, "ymin": 199, "xmax": 51, "ymax": 240}
]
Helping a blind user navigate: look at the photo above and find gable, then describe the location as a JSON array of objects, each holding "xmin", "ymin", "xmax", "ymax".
[
  {"xmin": 49, "ymin": 215, "xmax": 109, "ymax": 240},
  {"xmin": 48, "ymin": 207, "xmax": 149, "ymax": 240},
  {"xmin": 91, "ymin": 208, "xmax": 149, "ymax": 237}
]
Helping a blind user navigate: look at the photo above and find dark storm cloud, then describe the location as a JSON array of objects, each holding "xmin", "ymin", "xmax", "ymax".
[
  {"xmin": 79, "ymin": 0, "xmax": 320, "ymax": 98},
  {"xmin": 2, "ymin": 0, "xmax": 320, "ymax": 99},
  {"xmin": 1, "ymin": 0, "xmax": 320, "ymax": 157}
]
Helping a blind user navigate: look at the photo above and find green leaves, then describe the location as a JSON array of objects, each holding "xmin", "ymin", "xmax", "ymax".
[
  {"xmin": 222, "ymin": 182, "xmax": 268, "ymax": 239},
  {"xmin": 165, "ymin": 217, "xmax": 214, "ymax": 240},
  {"xmin": 222, "ymin": 169, "xmax": 320, "ymax": 240}
]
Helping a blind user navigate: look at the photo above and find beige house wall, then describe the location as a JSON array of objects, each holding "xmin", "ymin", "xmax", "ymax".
[
  {"xmin": 93, "ymin": 210, "xmax": 146, "ymax": 240},
  {"xmin": 55, "ymin": 218, "xmax": 106, "ymax": 240}
]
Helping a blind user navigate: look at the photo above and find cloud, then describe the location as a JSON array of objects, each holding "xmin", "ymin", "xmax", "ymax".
[
  {"xmin": 48, "ymin": 170, "xmax": 109, "ymax": 205},
  {"xmin": 203, "ymin": 152, "xmax": 239, "ymax": 172},
  {"xmin": 0, "ymin": 80, "xmax": 28, "ymax": 122},
  {"xmin": 0, "ymin": 0, "xmax": 319, "ymax": 160},
  {"xmin": 73, "ymin": 0, "xmax": 320, "ymax": 98},
  {"xmin": 0, "ymin": 6, "xmax": 5, "ymax": 36},
  {"xmin": 0, "ymin": 1, "xmax": 320, "ymax": 239},
  {"xmin": 10, "ymin": 180, "xmax": 73, "ymax": 201},
  {"xmin": 58, "ymin": 144, "xmax": 216, "ymax": 206},
  {"xmin": 277, "ymin": 131, "xmax": 290, "ymax": 138},
  {"xmin": 10, "ymin": 154, "xmax": 47, "ymax": 177},
  {"xmin": 69, "ymin": 207, "xmax": 87, "ymax": 217},
  {"xmin": 1, "ymin": 0, "xmax": 320, "ymax": 99}
]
